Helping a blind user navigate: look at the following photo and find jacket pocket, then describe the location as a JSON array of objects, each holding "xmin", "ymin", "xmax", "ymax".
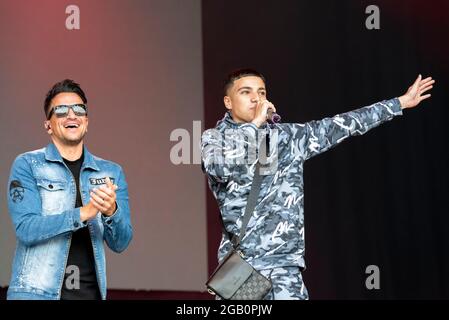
[{"xmin": 36, "ymin": 179, "xmax": 68, "ymax": 215}]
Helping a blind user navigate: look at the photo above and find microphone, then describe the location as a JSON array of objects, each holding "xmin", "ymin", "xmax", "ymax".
[{"xmin": 267, "ymin": 109, "xmax": 281, "ymax": 124}]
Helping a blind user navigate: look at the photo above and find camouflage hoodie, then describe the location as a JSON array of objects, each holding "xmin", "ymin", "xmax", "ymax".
[{"xmin": 201, "ymin": 98, "xmax": 402, "ymax": 271}]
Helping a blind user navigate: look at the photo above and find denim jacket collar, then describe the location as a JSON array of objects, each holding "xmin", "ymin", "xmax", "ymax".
[{"xmin": 44, "ymin": 142, "xmax": 100, "ymax": 171}]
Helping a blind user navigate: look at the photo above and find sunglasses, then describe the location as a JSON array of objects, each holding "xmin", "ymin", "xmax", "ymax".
[{"xmin": 47, "ymin": 104, "xmax": 88, "ymax": 119}]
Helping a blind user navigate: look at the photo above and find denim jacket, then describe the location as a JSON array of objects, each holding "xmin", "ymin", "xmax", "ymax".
[{"xmin": 6, "ymin": 143, "xmax": 133, "ymax": 300}]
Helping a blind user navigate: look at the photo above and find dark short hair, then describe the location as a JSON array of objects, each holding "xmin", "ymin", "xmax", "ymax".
[
  {"xmin": 44, "ymin": 79, "xmax": 87, "ymax": 119},
  {"xmin": 223, "ymin": 68, "xmax": 266, "ymax": 95}
]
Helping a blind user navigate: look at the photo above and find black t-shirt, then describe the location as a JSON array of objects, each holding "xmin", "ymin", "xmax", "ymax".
[{"xmin": 60, "ymin": 152, "xmax": 101, "ymax": 300}]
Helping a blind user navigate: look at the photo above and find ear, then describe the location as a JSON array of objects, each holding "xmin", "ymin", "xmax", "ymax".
[
  {"xmin": 224, "ymin": 96, "xmax": 232, "ymax": 110},
  {"xmin": 44, "ymin": 121, "xmax": 52, "ymax": 134}
]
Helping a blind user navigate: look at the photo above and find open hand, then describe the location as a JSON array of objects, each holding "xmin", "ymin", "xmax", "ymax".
[{"xmin": 398, "ymin": 74, "xmax": 435, "ymax": 109}]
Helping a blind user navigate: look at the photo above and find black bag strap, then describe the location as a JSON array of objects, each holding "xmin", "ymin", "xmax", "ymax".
[{"xmin": 219, "ymin": 135, "xmax": 268, "ymax": 249}]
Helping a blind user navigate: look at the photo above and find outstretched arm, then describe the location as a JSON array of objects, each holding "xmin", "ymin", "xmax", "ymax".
[{"xmin": 301, "ymin": 75, "xmax": 435, "ymax": 160}]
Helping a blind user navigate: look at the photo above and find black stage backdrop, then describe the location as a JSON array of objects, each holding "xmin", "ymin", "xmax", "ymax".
[{"xmin": 202, "ymin": 0, "xmax": 449, "ymax": 299}]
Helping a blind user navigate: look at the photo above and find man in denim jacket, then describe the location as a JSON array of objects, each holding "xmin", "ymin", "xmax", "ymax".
[
  {"xmin": 201, "ymin": 69, "xmax": 434, "ymax": 299},
  {"xmin": 6, "ymin": 79, "xmax": 133, "ymax": 300}
]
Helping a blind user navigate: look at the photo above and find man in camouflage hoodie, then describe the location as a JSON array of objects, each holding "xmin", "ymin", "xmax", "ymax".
[{"xmin": 201, "ymin": 69, "xmax": 434, "ymax": 299}]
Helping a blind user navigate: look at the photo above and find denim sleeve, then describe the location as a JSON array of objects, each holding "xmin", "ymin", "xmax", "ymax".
[
  {"xmin": 301, "ymin": 98, "xmax": 403, "ymax": 160},
  {"xmin": 201, "ymin": 123, "xmax": 259, "ymax": 183},
  {"xmin": 101, "ymin": 166, "xmax": 133, "ymax": 253},
  {"xmin": 7, "ymin": 155, "xmax": 85, "ymax": 246}
]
